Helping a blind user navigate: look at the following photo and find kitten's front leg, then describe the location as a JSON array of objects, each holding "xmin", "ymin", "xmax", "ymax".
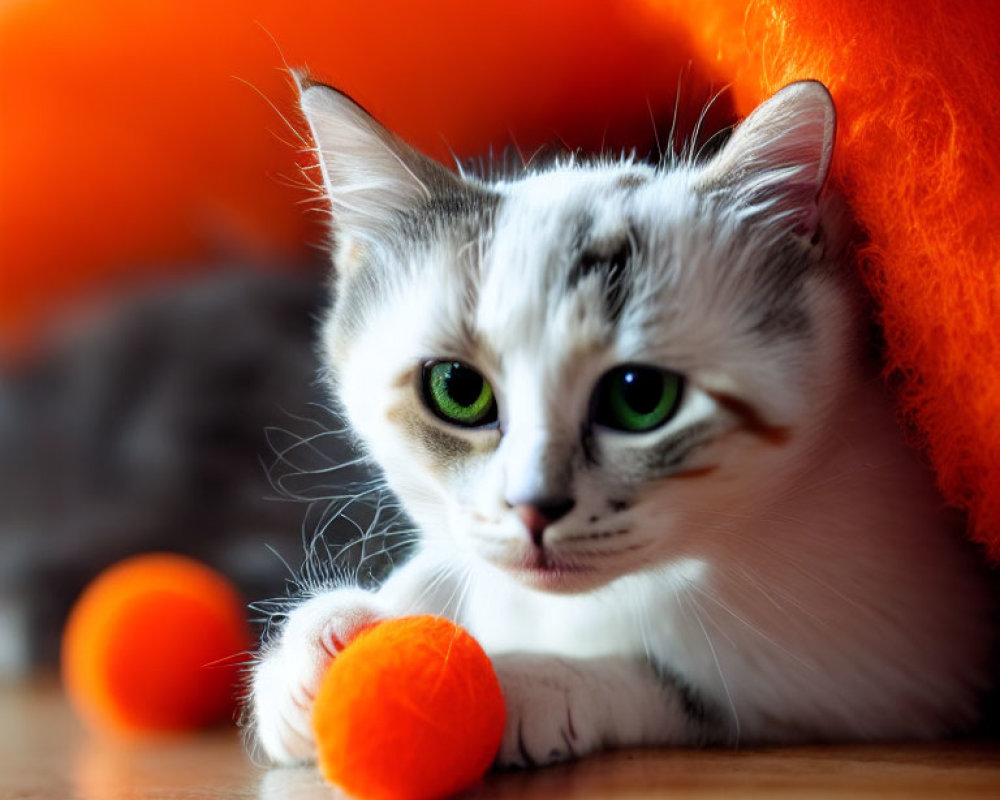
[
  {"xmin": 493, "ymin": 653, "xmax": 697, "ymax": 768},
  {"xmin": 250, "ymin": 587, "xmax": 385, "ymax": 764},
  {"xmin": 249, "ymin": 552, "xmax": 456, "ymax": 765}
]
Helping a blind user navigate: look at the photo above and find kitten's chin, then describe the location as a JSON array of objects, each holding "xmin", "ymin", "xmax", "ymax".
[{"xmin": 510, "ymin": 566, "xmax": 612, "ymax": 594}]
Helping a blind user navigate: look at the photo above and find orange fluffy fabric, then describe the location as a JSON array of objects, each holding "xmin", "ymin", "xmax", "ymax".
[{"xmin": 646, "ymin": 0, "xmax": 1000, "ymax": 561}]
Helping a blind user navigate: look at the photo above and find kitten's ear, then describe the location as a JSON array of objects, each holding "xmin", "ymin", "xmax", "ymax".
[
  {"xmin": 695, "ymin": 80, "xmax": 835, "ymax": 236},
  {"xmin": 298, "ymin": 78, "xmax": 462, "ymax": 245}
]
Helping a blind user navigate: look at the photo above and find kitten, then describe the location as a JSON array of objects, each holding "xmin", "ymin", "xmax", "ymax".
[{"xmin": 249, "ymin": 80, "xmax": 996, "ymax": 767}]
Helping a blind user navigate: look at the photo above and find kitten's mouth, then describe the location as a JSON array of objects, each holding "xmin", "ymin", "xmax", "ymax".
[
  {"xmin": 472, "ymin": 529, "xmax": 629, "ymax": 592},
  {"xmin": 505, "ymin": 550, "xmax": 603, "ymax": 592},
  {"xmin": 525, "ymin": 549, "xmax": 570, "ymax": 572}
]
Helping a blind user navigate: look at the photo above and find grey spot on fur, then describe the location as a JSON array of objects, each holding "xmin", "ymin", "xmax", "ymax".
[
  {"xmin": 753, "ymin": 300, "xmax": 811, "ymax": 340},
  {"xmin": 616, "ymin": 174, "xmax": 649, "ymax": 190},
  {"xmin": 649, "ymin": 656, "xmax": 725, "ymax": 740},
  {"xmin": 567, "ymin": 233, "xmax": 634, "ymax": 324},
  {"xmin": 580, "ymin": 421, "xmax": 598, "ymax": 467},
  {"xmin": 747, "ymin": 238, "xmax": 815, "ymax": 341},
  {"xmin": 644, "ymin": 421, "xmax": 717, "ymax": 476},
  {"xmin": 395, "ymin": 189, "xmax": 500, "ymax": 245}
]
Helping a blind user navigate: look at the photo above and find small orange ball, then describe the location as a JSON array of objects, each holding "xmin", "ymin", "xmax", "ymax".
[
  {"xmin": 312, "ymin": 616, "xmax": 505, "ymax": 800},
  {"xmin": 61, "ymin": 553, "xmax": 251, "ymax": 735}
]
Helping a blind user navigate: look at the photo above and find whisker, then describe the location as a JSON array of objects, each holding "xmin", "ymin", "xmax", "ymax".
[{"xmin": 678, "ymin": 588, "xmax": 741, "ymax": 745}]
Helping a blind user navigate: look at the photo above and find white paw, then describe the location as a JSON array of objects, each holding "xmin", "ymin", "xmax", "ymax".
[
  {"xmin": 250, "ymin": 588, "xmax": 385, "ymax": 765},
  {"xmin": 492, "ymin": 654, "xmax": 604, "ymax": 769}
]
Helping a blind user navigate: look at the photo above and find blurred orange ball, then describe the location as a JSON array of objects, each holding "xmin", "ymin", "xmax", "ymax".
[
  {"xmin": 313, "ymin": 615, "xmax": 505, "ymax": 800},
  {"xmin": 61, "ymin": 553, "xmax": 251, "ymax": 735}
]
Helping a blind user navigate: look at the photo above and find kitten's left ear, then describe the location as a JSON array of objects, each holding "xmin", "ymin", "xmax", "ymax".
[
  {"xmin": 298, "ymin": 77, "xmax": 465, "ymax": 247},
  {"xmin": 695, "ymin": 80, "xmax": 836, "ymax": 237}
]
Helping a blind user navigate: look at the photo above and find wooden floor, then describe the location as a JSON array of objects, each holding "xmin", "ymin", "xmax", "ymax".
[{"xmin": 3, "ymin": 679, "xmax": 999, "ymax": 799}]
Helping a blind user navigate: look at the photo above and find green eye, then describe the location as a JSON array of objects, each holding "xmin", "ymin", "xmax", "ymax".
[
  {"xmin": 593, "ymin": 365, "xmax": 683, "ymax": 433},
  {"xmin": 422, "ymin": 361, "xmax": 498, "ymax": 427}
]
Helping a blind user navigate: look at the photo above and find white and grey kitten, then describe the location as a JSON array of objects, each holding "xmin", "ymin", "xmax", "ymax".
[{"xmin": 250, "ymin": 80, "xmax": 995, "ymax": 767}]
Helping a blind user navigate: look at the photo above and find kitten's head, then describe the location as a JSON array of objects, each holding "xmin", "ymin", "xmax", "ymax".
[{"xmin": 302, "ymin": 80, "xmax": 855, "ymax": 593}]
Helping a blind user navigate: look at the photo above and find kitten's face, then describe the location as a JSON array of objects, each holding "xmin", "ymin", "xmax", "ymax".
[{"xmin": 303, "ymin": 81, "xmax": 853, "ymax": 593}]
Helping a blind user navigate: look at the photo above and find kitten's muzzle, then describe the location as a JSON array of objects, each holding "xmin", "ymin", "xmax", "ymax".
[{"xmin": 513, "ymin": 498, "xmax": 575, "ymax": 547}]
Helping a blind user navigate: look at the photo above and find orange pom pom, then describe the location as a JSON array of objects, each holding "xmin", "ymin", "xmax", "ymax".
[
  {"xmin": 312, "ymin": 616, "xmax": 505, "ymax": 800},
  {"xmin": 61, "ymin": 553, "xmax": 251, "ymax": 735}
]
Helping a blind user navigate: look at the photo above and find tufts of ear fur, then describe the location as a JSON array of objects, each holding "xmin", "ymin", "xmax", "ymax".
[
  {"xmin": 696, "ymin": 81, "xmax": 835, "ymax": 237},
  {"xmin": 298, "ymin": 80, "xmax": 463, "ymax": 260}
]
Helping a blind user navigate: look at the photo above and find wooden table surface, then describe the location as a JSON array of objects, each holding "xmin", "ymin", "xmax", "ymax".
[{"xmin": 3, "ymin": 679, "xmax": 999, "ymax": 800}]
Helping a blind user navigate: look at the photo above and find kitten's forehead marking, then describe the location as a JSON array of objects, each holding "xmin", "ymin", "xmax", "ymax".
[{"xmin": 476, "ymin": 167, "xmax": 650, "ymax": 357}]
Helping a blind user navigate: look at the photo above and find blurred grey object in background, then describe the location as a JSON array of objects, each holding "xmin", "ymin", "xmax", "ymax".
[{"xmin": 0, "ymin": 269, "xmax": 379, "ymax": 676}]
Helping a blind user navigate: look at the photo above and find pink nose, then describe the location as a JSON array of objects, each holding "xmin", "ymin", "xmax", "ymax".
[{"xmin": 514, "ymin": 499, "xmax": 575, "ymax": 547}]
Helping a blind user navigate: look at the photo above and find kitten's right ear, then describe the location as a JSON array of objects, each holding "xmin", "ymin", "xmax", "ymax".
[{"xmin": 297, "ymin": 78, "xmax": 461, "ymax": 251}]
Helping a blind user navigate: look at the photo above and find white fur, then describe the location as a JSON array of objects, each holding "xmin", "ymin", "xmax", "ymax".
[{"xmin": 250, "ymin": 81, "xmax": 995, "ymax": 768}]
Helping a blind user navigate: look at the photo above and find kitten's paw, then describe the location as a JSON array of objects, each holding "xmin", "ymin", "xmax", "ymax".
[
  {"xmin": 250, "ymin": 588, "xmax": 384, "ymax": 765},
  {"xmin": 492, "ymin": 654, "xmax": 603, "ymax": 769}
]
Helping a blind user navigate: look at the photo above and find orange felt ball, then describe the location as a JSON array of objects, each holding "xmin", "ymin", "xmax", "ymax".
[
  {"xmin": 312, "ymin": 616, "xmax": 505, "ymax": 800},
  {"xmin": 61, "ymin": 553, "xmax": 251, "ymax": 735}
]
